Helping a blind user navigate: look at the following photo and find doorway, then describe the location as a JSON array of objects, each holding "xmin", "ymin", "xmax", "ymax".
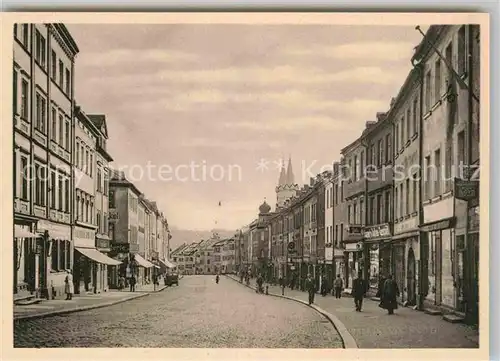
[{"xmin": 407, "ymin": 247, "xmax": 417, "ymax": 305}]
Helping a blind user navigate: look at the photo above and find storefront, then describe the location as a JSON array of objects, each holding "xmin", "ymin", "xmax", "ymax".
[
  {"xmin": 13, "ymin": 224, "xmax": 41, "ymax": 297},
  {"xmin": 96, "ymin": 236, "xmax": 112, "ymax": 293},
  {"xmin": 343, "ymin": 242, "xmax": 360, "ymax": 291},
  {"xmin": 133, "ymin": 253, "xmax": 155, "ymax": 285},
  {"xmin": 419, "ymin": 217, "xmax": 456, "ymax": 308},
  {"xmin": 37, "ymin": 220, "xmax": 72, "ymax": 299},
  {"xmin": 74, "ymin": 226, "xmax": 121, "ymax": 294},
  {"xmin": 363, "ymin": 223, "xmax": 392, "ymax": 292}
]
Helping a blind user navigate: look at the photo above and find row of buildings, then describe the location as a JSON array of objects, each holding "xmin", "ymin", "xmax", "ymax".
[
  {"xmin": 170, "ymin": 235, "xmax": 236, "ymax": 275},
  {"xmin": 234, "ymin": 25, "xmax": 480, "ymax": 324},
  {"xmin": 13, "ymin": 23, "xmax": 173, "ymax": 300}
]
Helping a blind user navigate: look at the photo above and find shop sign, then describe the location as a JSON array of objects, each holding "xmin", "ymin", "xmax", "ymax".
[
  {"xmin": 112, "ymin": 243, "xmax": 130, "ymax": 254},
  {"xmin": 345, "ymin": 224, "xmax": 363, "ymax": 235},
  {"xmin": 364, "ymin": 224, "xmax": 391, "ymax": 239},
  {"xmin": 344, "ymin": 242, "xmax": 358, "ymax": 251},
  {"xmin": 420, "ymin": 217, "xmax": 455, "ymax": 232},
  {"xmin": 96, "ymin": 238, "xmax": 110, "ymax": 250},
  {"xmin": 394, "ymin": 216, "xmax": 418, "ymax": 235},
  {"xmin": 129, "ymin": 243, "xmax": 139, "ymax": 253},
  {"xmin": 74, "ymin": 227, "xmax": 96, "ymax": 247},
  {"xmin": 454, "ymin": 178, "xmax": 479, "ymax": 201}
]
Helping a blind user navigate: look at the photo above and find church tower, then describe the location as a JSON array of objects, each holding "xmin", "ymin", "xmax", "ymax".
[{"xmin": 275, "ymin": 156, "xmax": 299, "ymax": 209}]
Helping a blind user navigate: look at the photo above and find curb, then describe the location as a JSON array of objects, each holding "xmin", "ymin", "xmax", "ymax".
[
  {"xmin": 225, "ymin": 275, "xmax": 358, "ymax": 349},
  {"xmin": 14, "ymin": 293, "xmax": 150, "ymax": 322}
]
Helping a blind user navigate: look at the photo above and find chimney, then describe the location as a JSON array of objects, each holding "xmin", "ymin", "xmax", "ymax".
[
  {"xmin": 310, "ymin": 177, "xmax": 315, "ymax": 186},
  {"xmin": 333, "ymin": 162, "xmax": 339, "ymax": 175},
  {"xmin": 365, "ymin": 121, "xmax": 377, "ymax": 129},
  {"xmin": 390, "ymin": 97, "xmax": 396, "ymax": 107},
  {"xmin": 376, "ymin": 112, "xmax": 387, "ymax": 122}
]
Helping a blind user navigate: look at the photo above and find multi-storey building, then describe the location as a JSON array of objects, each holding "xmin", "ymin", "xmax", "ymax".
[
  {"xmin": 363, "ymin": 111, "xmax": 395, "ymax": 294},
  {"xmin": 413, "ymin": 25, "xmax": 480, "ymax": 323},
  {"xmin": 340, "ymin": 131, "xmax": 368, "ymax": 290},
  {"xmin": 87, "ymin": 114, "xmax": 114, "ymax": 293},
  {"xmin": 13, "ymin": 24, "xmax": 79, "ymax": 300},
  {"xmin": 332, "ymin": 162, "xmax": 347, "ymax": 286}
]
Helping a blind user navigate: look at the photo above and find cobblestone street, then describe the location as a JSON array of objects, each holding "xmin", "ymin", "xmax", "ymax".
[
  {"xmin": 14, "ymin": 275, "xmax": 343, "ymax": 348},
  {"xmin": 234, "ymin": 278, "xmax": 479, "ymax": 349}
]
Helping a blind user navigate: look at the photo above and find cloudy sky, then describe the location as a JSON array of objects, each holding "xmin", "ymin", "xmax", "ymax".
[{"xmin": 69, "ymin": 23, "xmax": 425, "ymax": 231}]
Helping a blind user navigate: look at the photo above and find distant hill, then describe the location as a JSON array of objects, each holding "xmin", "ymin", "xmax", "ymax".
[{"xmin": 168, "ymin": 227, "xmax": 235, "ymax": 250}]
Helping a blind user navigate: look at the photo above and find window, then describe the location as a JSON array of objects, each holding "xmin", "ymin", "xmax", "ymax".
[
  {"xmin": 395, "ymin": 123, "xmax": 399, "ymax": 153},
  {"xmin": 97, "ymin": 169, "xmax": 102, "ymax": 192},
  {"xmin": 20, "ymin": 155, "xmax": 29, "ymax": 200},
  {"xmin": 58, "ymin": 175, "xmax": 63, "ymax": 211},
  {"xmin": 413, "ymin": 175, "xmax": 418, "ymax": 213},
  {"xmin": 13, "ymin": 70, "xmax": 18, "ymax": 115},
  {"xmin": 353, "ymin": 155, "xmax": 358, "ymax": 181},
  {"xmin": 76, "ymin": 140, "xmax": 80, "ymax": 167},
  {"xmin": 50, "ymin": 107, "xmax": 57, "ymax": 141},
  {"xmin": 50, "ymin": 171, "xmax": 56, "ymax": 208},
  {"xmin": 370, "ymin": 144, "xmax": 376, "ymax": 166},
  {"xmin": 65, "ymin": 68, "xmax": 71, "ymax": 95},
  {"xmin": 21, "ymin": 79, "xmax": 28, "ymax": 119},
  {"xmin": 334, "ymin": 184, "xmax": 338, "ymax": 205},
  {"xmin": 330, "ymin": 186, "xmax": 333, "ymax": 207},
  {"xmin": 85, "ymin": 149, "xmax": 89, "ymax": 174},
  {"xmin": 445, "ymin": 43, "xmax": 453, "ymax": 82},
  {"xmin": 369, "ymin": 196, "xmax": 375, "ymax": 225},
  {"xmin": 347, "ymin": 205, "xmax": 351, "ymax": 224},
  {"xmin": 22, "ymin": 24, "xmax": 29, "ymax": 48},
  {"xmin": 385, "ymin": 134, "xmax": 392, "ymax": 164},
  {"xmin": 58, "ymin": 240, "xmax": 66, "ymax": 270},
  {"xmin": 405, "ymin": 178, "xmax": 411, "ymax": 215},
  {"xmin": 353, "ymin": 202, "xmax": 358, "ymax": 224},
  {"xmin": 377, "ymin": 139, "xmax": 384, "ymax": 167},
  {"xmin": 434, "ymin": 149, "xmax": 441, "ymax": 196},
  {"xmin": 89, "ymin": 153, "xmax": 93, "ymax": 176},
  {"xmin": 58, "ymin": 114, "xmax": 64, "ymax": 145},
  {"xmin": 400, "ymin": 116, "xmax": 405, "ymax": 146},
  {"xmin": 64, "ymin": 178, "xmax": 70, "ymax": 212},
  {"xmin": 412, "ymin": 98, "xmax": 418, "ymax": 135},
  {"xmin": 51, "ymin": 51, "xmax": 57, "ymax": 79},
  {"xmin": 406, "ymin": 109, "xmax": 411, "ymax": 141},
  {"xmin": 340, "ymin": 223, "xmax": 344, "ymax": 243},
  {"xmin": 59, "ymin": 60, "xmax": 64, "ymax": 88},
  {"xmin": 435, "ymin": 59, "xmax": 441, "ymax": 102},
  {"xmin": 97, "ymin": 212, "xmax": 101, "ymax": 234},
  {"xmin": 34, "ymin": 163, "xmax": 46, "ymax": 206},
  {"xmin": 80, "ymin": 144, "xmax": 84, "ymax": 168},
  {"xmin": 425, "ymin": 71, "xmax": 432, "ymax": 110},
  {"xmin": 360, "ymin": 199, "xmax": 364, "ymax": 226},
  {"xmin": 458, "ymin": 26, "xmax": 466, "ymax": 75},
  {"xmin": 109, "ymin": 190, "xmax": 115, "ymax": 208},
  {"xmin": 51, "ymin": 240, "xmax": 58, "ymax": 271},
  {"xmin": 312, "ymin": 203, "xmax": 316, "ymax": 222},
  {"xmin": 399, "ymin": 183, "xmax": 403, "ymax": 218},
  {"xmin": 424, "ymin": 155, "xmax": 431, "ymax": 200},
  {"xmin": 65, "ymin": 119, "xmax": 70, "ymax": 150},
  {"xmin": 35, "ymin": 29, "xmax": 46, "ymax": 67},
  {"xmin": 35, "ymin": 93, "xmax": 46, "ymax": 133},
  {"xmin": 377, "ymin": 194, "xmax": 383, "ymax": 224},
  {"xmin": 385, "ymin": 191, "xmax": 391, "ymax": 222},
  {"xmin": 394, "ymin": 186, "xmax": 399, "ymax": 219},
  {"xmin": 359, "ymin": 151, "xmax": 364, "ymax": 179}
]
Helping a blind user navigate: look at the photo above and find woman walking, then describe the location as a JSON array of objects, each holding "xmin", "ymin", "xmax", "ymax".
[{"xmin": 64, "ymin": 270, "xmax": 74, "ymax": 300}]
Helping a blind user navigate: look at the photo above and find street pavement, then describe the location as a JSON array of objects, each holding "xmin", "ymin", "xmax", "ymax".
[
  {"xmin": 13, "ymin": 275, "xmax": 343, "ymax": 348},
  {"xmin": 238, "ymin": 279, "xmax": 479, "ymax": 348}
]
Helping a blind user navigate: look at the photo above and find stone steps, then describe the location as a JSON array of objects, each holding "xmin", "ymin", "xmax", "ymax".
[
  {"xmin": 443, "ymin": 314, "xmax": 465, "ymax": 323},
  {"xmin": 15, "ymin": 298, "xmax": 44, "ymax": 306},
  {"xmin": 424, "ymin": 308, "xmax": 443, "ymax": 316}
]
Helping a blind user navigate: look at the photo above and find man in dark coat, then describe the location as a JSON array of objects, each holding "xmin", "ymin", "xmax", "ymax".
[
  {"xmin": 305, "ymin": 273, "xmax": 316, "ymax": 305},
  {"xmin": 352, "ymin": 272, "xmax": 368, "ymax": 311},
  {"xmin": 380, "ymin": 274, "xmax": 400, "ymax": 314}
]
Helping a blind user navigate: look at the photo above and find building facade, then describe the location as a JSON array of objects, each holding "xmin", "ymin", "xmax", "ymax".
[
  {"xmin": 413, "ymin": 25, "xmax": 480, "ymax": 322},
  {"xmin": 13, "ymin": 24, "xmax": 79, "ymax": 299}
]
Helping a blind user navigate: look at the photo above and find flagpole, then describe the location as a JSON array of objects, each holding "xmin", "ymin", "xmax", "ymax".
[{"xmin": 415, "ymin": 26, "xmax": 479, "ymax": 104}]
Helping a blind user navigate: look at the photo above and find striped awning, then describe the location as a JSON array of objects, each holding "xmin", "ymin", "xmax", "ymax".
[{"xmin": 133, "ymin": 254, "xmax": 155, "ymax": 268}]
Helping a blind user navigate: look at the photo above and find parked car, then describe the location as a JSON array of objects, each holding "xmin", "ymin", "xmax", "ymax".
[{"xmin": 164, "ymin": 272, "xmax": 179, "ymax": 286}]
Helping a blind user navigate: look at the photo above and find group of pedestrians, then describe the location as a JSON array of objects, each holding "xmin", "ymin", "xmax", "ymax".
[{"xmin": 297, "ymin": 271, "xmax": 401, "ymax": 315}]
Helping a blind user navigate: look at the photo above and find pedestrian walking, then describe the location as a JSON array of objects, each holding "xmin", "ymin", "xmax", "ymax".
[
  {"xmin": 352, "ymin": 272, "xmax": 368, "ymax": 311},
  {"xmin": 379, "ymin": 274, "xmax": 400, "ymax": 315},
  {"xmin": 129, "ymin": 275, "xmax": 136, "ymax": 292},
  {"xmin": 64, "ymin": 270, "xmax": 74, "ymax": 300},
  {"xmin": 320, "ymin": 273, "xmax": 329, "ymax": 296},
  {"xmin": 305, "ymin": 273, "xmax": 316, "ymax": 305},
  {"xmin": 216, "ymin": 274, "xmax": 220, "ymax": 284},
  {"xmin": 256, "ymin": 273, "xmax": 264, "ymax": 293},
  {"xmin": 333, "ymin": 274, "xmax": 343, "ymax": 299}
]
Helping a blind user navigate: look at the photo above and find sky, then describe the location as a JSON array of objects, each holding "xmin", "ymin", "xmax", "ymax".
[{"xmin": 68, "ymin": 23, "xmax": 426, "ymax": 231}]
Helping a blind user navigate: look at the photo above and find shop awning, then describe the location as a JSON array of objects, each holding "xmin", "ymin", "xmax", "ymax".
[
  {"xmin": 76, "ymin": 247, "xmax": 122, "ymax": 266},
  {"xmin": 133, "ymin": 254, "xmax": 155, "ymax": 268},
  {"xmin": 159, "ymin": 259, "xmax": 177, "ymax": 269},
  {"xmin": 14, "ymin": 226, "xmax": 41, "ymax": 238}
]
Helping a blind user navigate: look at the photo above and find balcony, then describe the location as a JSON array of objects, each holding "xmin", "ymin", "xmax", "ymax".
[
  {"xmin": 33, "ymin": 204, "xmax": 46, "ymax": 218},
  {"xmin": 14, "ymin": 198, "xmax": 30, "ymax": 215}
]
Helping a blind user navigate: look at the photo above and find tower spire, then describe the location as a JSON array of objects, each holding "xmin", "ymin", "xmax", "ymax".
[
  {"xmin": 278, "ymin": 155, "xmax": 286, "ymax": 186},
  {"xmin": 286, "ymin": 155, "xmax": 294, "ymax": 185}
]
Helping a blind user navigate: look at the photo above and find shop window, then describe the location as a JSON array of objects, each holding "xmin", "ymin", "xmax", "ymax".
[{"xmin": 51, "ymin": 240, "xmax": 58, "ymax": 271}]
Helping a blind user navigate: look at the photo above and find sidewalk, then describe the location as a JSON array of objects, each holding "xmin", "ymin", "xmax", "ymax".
[
  {"xmin": 227, "ymin": 276, "xmax": 479, "ymax": 348},
  {"xmin": 13, "ymin": 285, "xmax": 165, "ymax": 321}
]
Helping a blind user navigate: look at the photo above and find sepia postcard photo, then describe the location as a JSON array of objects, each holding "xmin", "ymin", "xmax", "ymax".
[{"xmin": 1, "ymin": 11, "xmax": 490, "ymax": 360}]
